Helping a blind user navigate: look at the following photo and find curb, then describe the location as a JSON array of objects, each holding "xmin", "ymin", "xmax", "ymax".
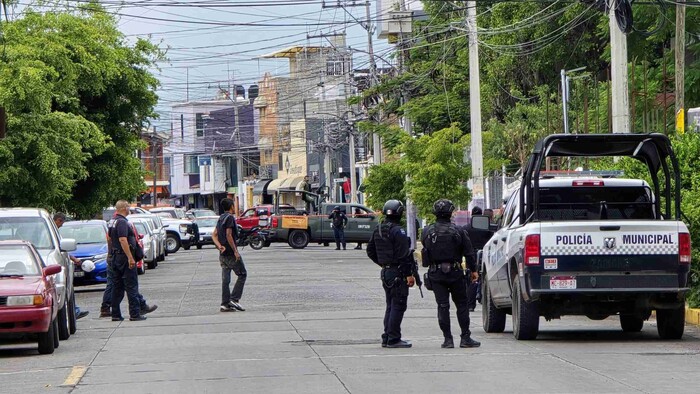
[{"xmin": 686, "ymin": 307, "xmax": 700, "ymax": 326}]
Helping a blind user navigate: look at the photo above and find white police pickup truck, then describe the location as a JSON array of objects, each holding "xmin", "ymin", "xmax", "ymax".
[{"xmin": 476, "ymin": 134, "xmax": 691, "ymax": 340}]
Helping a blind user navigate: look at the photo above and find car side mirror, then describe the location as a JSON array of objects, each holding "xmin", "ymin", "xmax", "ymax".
[
  {"xmin": 43, "ymin": 265, "xmax": 62, "ymax": 276},
  {"xmin": 60, "ymin": 238, "xmax": 77, "ymax": 252},
  {"xmin": 471, "ymin": 215, "xmax": 491, "ymax": 231}
]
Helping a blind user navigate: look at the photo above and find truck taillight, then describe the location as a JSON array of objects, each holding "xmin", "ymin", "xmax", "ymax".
[
  {"xmin": 679, "ymin": 233, "xmax": 691, "ymax": 264},
  {"xmin": 272, "ymin": 217, "xmax": 278, "ymax": 228},
  {"xmin": 524, "ymin": 234, "xmax": 540, "ymax": 266}
]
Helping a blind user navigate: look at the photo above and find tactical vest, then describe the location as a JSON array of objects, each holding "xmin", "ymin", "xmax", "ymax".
[
  {"xmin": 424, "ymin": 222, "xmax": 462, "ymax": 263},
  {"xmin": 373, "ymin": 222, "xmax": 398, "ymax": 265},
  {"xmin": 332, "ymin": 213, "xmax": 345, "ymax": 229}
]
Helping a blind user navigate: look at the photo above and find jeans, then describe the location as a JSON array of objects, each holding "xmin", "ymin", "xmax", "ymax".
[
  {"xmin": 221, "ymin": 254, "xmax": 247, "ymax": 306},
  {"xmin": 102, "ymin": 256, "xmax": 146, "ymax": 310},
  {"xmin": 333, "ymin": 227, "xmax": 346, "ymax": 249},
  {"xmin": 111, "ymin": 255, "xmax": 141, "ymax": 318},
  {"xmin": 430, "ymin": 268, "xmax": 471, "ymax": 339},
  {"xmin": 381, "ymin": 268, "xmax": 408, "ymax": 344}
]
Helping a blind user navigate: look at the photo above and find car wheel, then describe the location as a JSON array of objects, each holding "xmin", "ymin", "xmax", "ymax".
[
  {"xmin": 68, "ymin": 291, "xmax": 77, "ymax": 335},
  {"xmin": 166, "ymin": 234, "xmax": 181, "ymax": 254},
  {"xmin": 38, "ymin": 317, "xmax": 56, "ymax": 355},
  {"xmin": 657, "ymin": 306, "xmax": 685, "ymax": 339},
  {"xmin": 288, "ymin": 230, "xmax": 310, "ymax": 249},
  {"xmin": 512, "ymin": 278, "xmax": 539, "ymax": 340},
  {"xmin": 183, "ymin": 245, "xmax": 191, "ymax": 251},
  {"xmin": 57, "ymin": 302, "xmax": 70, "ymax": 340},
  {"xmin": 323, "ymin": 243, "xmax": 329, "ymax": 247},
  {"xmin": 620, "ymin": 314, "xmax": 644, "ymax": 332},
  {"xmin": 196, "ymin": 244, "xmax": 203, "ymax": 250},
  {"xmin": 137, "ymin": 264, "xmax": 145, "ymax": 275},
  {"xmin": 482, "ymin": 276, "xmax": 506, "ymax": 333},
  {"xmin": 147, "ymin": 260, "xmax": 156, "ymax": 270},
  {"xmin": 250, "ymin": 235, "xmax": 264, "ymax": 250},
  {"xmin": 53, "ymin": 318, "xmax": 59, "ymax": 349}
]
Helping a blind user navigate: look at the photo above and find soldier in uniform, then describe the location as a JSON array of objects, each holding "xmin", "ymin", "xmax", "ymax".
[
  {"xmin": 328, "ymin": 206, "xmax": 348, "ymax": 250},
  {"xmin": 422, "ymin": 199, "xmax": 481, "ymax": 348},
  {"xmin": 367, "ymin": 200, "xmax": 415, "ymax": 348}
]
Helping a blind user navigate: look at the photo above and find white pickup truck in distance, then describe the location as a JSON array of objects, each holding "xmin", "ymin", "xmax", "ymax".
[{"xmin": 476, "ymin": 133, "xmax": 691, "ymax": 340}]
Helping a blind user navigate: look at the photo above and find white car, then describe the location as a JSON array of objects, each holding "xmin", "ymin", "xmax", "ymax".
[
  {"xmin": 128, "ymin": 218, "xmax": 158, "ymax": 269},
  {"xmin": 148, "ymin": 208, "xmax": 199, "ymax": 253},
  {"xmin": 129, "ymin": 214, "xmax": 167, "ymax": 262}
]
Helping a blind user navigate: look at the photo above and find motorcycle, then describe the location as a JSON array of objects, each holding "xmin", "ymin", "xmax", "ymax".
[{"xmin": 236, "ymin": 225, "xmax": 266, "ymax": 250}]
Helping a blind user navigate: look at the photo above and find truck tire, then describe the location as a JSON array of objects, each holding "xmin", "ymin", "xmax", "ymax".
[
  {"xmin": 288, "ymin": 230, "xmax": 310, "ymax": 249},
  {"xmin": 166, "ymin": 233, "xmax": 181, "ymax": 254},
  {"xmin": 38, "ymin": 317, "xmax": 56, "ymax": 355},
  {"xmin": 482, "ymin": 276, "xmax": 506, "ymax": 333},
  {"xmin": 250, "ymin": 235, "xmax": 264, "ymax": 250},
  {"xmin": 512, "ymin": 278, "xmax": 539, "ymax": 340},
  {"xmin": 620, "ymin": 314, "xmax": 644, "ymax": 332},
  {"xmin": 68, "ymin": 291, "xmax": 77, "ymax": 335},
  {"xmin": 57, "ymin": 303, "xmax": 70, "ymax": 340},
  {"xmin": 657, "ymin": 306, "xmax": 685, "ymax": 339}
]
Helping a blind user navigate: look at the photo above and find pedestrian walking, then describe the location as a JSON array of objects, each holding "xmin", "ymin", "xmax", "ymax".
[
  {"xmin": 101, "ymin": 216, "xmax": 157, "ymax": 318},
  {"xmin": 367, "ymin": 200, "xmax": 415, "ymax": 348},
  {"xmin": 212, "ymin": 198, "xmax": 247, "ymax": 312},
  {"xmin": 53, "ymin": 213, "xmax": 89, "ymax": 320},
  {"xmin": 422, "ymin": 199, "xmax": 481, "ymax": 348},
  {"xmin": 329, "ymin": 206, "xmax": 348, "ymax": 250},
  {"xmin": 109, "ymin": 200, "xmax": 147, "ymax": 321},
  {"xmin": 464, "ymin": 207, "xmax": 494, "ymax": 310}
]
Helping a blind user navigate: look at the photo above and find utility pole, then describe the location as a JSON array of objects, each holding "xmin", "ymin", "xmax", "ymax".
[
  {"xmin": 467, "ymin": 1, "xmax": 484, "ymax": 205},
  {"xmin": 675, "ymin": 0, "xmax": 686, "ymax": 132},
  {"xmin": 152, "ymin": 129, "xmax": 158, "ymax": 208},
  {"xmin": 561, "ymin": 69, "xmax": 570, "ymax": 134},
  {"xmin": 348, "ymin": 120, "xmax": 357, "ymax": 204},
  {"xmin": 365, "ymin": 0, "xmax": 382, "ymax": 166},
  {"xmin": 609, "ymin": 0, "xmax": 630, "ymax": 133}
]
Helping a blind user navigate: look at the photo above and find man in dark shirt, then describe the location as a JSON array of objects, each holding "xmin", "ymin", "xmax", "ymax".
[
  {"xmin": 329, "ymin": 206, "xmax": 348, "ymax": 250},
  {"xmin": 212, "ymin": 198, "xmax": 246, "ymax": 312},
  {"xmin": 367, "ymin": 200, "xmax": 415, "ymax": 348},
  {"xmin": 110, "ymin": 200, "xmax": 147, "ymax": 321}
]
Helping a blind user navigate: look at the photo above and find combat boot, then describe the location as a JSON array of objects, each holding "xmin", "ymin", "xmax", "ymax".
[
  {"xmin": 460, "ymin": 337, "xmax": 481, "ymax": 348},
  {"xmin": 386, "ymin": 340, "xmax": 412, "ymax": 348},
  {"xmin": 441, "ymin": 337, "xmax": 454, "ymax": 348}
]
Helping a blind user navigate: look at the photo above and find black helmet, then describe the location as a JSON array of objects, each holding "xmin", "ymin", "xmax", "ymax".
[
  {"xmin": 433, "ymin": 199, "xmax": 455, "ymax": 216},
  {"xmin": 382, "ymin": 200, "xmax": 404, "ymax": 217},
  {"xmin": 333, "ymin": 206, "xmax": 340, "ymax": 211}
]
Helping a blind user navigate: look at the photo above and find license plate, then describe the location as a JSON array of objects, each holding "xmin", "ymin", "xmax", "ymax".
[
  {"xmin": 74, "ymin": 271, "xmax": 85, "ymax": 278},
  {"xmin": 550, "ymin": 276, "xmax": 576, "ymax": 289}
]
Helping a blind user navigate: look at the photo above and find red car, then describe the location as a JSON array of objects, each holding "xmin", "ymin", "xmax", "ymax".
[
  {"xmin": 237, "ymin": 204, "xmax": 298, "ymax": 230},
  {"xmin": 0, "ymin": 240, "xmax": 63, "ymax": 354}
]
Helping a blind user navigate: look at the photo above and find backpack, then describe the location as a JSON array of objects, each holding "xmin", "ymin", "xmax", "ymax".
[{"xmin": 424, "ymin": 222, "xmax": 462, "ymax": 263}]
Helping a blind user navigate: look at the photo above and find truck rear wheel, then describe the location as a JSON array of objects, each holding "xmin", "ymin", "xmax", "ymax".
[
  {"xmin": 482, "ymin": 276, "xmax": 506, "ymax": 333},
  {"xmin": 620, "ymin": 314, "xmax": 644, "ymax": 332},
  {"xmin": 657, "ymin": 306, "xmax": 685, "ymax": 339},
  {"xmin": 288, "ymin": 230, "xmax": 310, "ymax": 249},
  {"xmin": 512, "ymin": 278, "xmax": 539, "ymax": 340}
]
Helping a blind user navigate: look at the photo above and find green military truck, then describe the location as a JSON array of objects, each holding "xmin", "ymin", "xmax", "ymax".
[{"xmin": 267, "ymin": 189, "xmax": 378, "ymax": 249}]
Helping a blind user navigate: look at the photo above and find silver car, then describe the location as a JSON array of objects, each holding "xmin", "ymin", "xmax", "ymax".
[
  {"xmin": 0, "ymin": 208, "xmax": 77, "ymax": 341},
  {"xmin": 128, "ymin": 218, "xmax": 158, "ymax": 269},
  {"xmin": 128, "ymin": 214, "xmax": 166, "ymax": 262},
  {"xmin": 194, "ymin": 216, "xmax": 219, "ymax": 249}
]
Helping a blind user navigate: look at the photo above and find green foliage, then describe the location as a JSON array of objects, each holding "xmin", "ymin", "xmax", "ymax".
[
  {"xmin": 363, "ymin": 160, "xmax": 406, "ymax": 212},
  {"xmin": 0, "ymin": 7, "xmax": 162, "ymax": 218}
]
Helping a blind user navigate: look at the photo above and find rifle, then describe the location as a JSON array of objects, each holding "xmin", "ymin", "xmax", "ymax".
[{"xmin": 410, "ymin": 250, "xmax": 424, "ymax": 298}]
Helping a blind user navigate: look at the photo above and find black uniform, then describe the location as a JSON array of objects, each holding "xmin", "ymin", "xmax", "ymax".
[
  {"xmin": 109, "ymin": 214, "xmax": 141, "ymax": 319},
  {"xmin": 367, "ymin": 219, "xmax": 412, "ymax": 346},
  {"xmin": 329, "ymin": 210, "xmax": 348, "ymax": 250},
  {"xmin": 422, "ymin": 218, "xmax": 476, "ymax": 342},
  {"xmin": 464, "ymin": 225, "xmax": 493, "ymax": 309}
]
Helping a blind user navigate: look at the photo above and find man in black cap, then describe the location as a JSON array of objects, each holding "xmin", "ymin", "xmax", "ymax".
[{"xmin": 328, "ymin": 206, "xmax": 348, "ymax": 250}]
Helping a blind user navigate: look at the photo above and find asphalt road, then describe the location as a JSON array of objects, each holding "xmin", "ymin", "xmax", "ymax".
[{"xmin": 2, "ymin": 243, "xmax": 700, "ymax": 393}]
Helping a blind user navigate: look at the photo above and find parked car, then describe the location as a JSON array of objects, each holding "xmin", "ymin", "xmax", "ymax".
[
  {"xmin": 58, "ymin": 220, "xmax": 109, "ymax": 285},
  {"xmin": 194, "ymin": 216, "xmax": 218, "ymax": 249},
  {"xmin": 185, "ymin": 209, "xmax": 217, "ymax": 220},
  {"xmin": 129, "ymin": 222, "xmax": 146, "ymax": 275},
  {"xmin": 147, "ymin": 207, "xmax": 199, "ymax": 253},
  {"xmin": 0, "ymin": 241, "xmax": 63, "ymax": 354},
  {"xmin": 237, "ymin": 204, "xmax": 297, "ymax": 231},
  {"xmin": 0, "ymin": 208, "xmax": 77, "ymax": 341},
  {"xmin": 129, "ymin": 218, "xmax": 158, "ymax": 270},
  {"xmin": 128, "ymin": 214, "xmax": 166, "ymax": 262}
]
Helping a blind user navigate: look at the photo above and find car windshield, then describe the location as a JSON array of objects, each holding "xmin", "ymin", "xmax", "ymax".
[
  {"xmin": 192, "ymin": 210, "xmax": 216, "ymax": 218},
  {"xmin": 197, "ymin": 219, "xmax": 218, "ymax": 227},
  {"xmin": 59, "ymin": 224, "xmax": 106, "ymax": 244},
  {"xmin": 0, "ymin": 217, "xmax": 54, "ymax": 249},
  {"xmin": 133, "ymin": 222, "xmax": 149, "ymax": 236},
  {"xmin": 0, "ymin": 245, "xmax": 41, "ymax": 276}
]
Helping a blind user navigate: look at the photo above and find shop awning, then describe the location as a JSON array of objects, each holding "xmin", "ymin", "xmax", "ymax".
[
  {"xmin": 268, "ymin": 176, "xmax": 306, "ymax": 193},
  {"xmin": 267, "ymin": 178, "xmax": 285, "ymax": 193},
  {"xmin": 252, "ymin": 179, "xmax": 273, "ymax": 195}
]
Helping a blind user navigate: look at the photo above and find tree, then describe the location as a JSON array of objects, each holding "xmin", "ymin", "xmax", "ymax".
[{"xmin": 0, "ymin": 6, "xmax": 162, "ymax": 217}]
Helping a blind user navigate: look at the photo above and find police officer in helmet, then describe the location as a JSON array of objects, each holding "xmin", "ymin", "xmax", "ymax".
[
  {"xmin": 367, "ymin": 199, "xmax": 415, "ymax": 348},
  {"xmin": 422, "ymin": 199, "xmax": 480, "ymax": 348}
]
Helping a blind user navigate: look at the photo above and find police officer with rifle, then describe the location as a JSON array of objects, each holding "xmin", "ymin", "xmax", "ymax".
[
  {"xmin": 367, "ymin": 200, "xmax": 419, "ymax": 348},
  {"xmin": 421, "ymin": 199, "xmax": 481, "ymax": 348}
]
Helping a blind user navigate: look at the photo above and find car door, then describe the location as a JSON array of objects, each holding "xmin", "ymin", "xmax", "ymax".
[
  {"xmin": 237, "ymin": 208, "xmax": 257, "ymax": 230},
  {"xmin": 488, "ymin": 191, "xmax": 518, "ymax": 302},
  {"xmin": 346, "ymin": 206, "xmax": 376, "ymax": 242},
  {"xmin": 320, "ymin": 204, "xmax": 335, "ymax": 241}
]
